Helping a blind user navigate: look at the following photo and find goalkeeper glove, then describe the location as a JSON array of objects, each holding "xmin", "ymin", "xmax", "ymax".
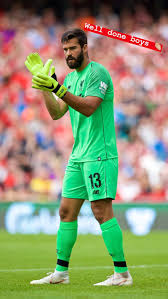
[
  {"xmin": 32, "ymin": 73, "xmax": 67, "ymax": 99},
  {"xmin": 25, "ymin": 52, "xmax": 55, "ymax": 77}
]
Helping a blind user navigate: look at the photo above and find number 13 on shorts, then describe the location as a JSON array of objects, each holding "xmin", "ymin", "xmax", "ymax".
[
  {"xmin": 89, "ymin": 173, "xmax": 101, "ymax": 189},
  {"xmin": 82, "ymin": 158, "xmax": 118, "ymax": 201}
]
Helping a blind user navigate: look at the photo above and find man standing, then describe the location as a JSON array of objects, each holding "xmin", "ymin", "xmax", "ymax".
[{"xmin": 25, "ymin": 28, "xmax": 133, "ymax": 286}]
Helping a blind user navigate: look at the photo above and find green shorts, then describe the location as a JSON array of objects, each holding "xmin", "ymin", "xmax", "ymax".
[{"xmin": 62, "ymin": 158, "xmax": 118, "ymax": 201}]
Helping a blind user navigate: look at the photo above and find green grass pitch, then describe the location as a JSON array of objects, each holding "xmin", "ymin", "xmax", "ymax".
[{"xmin": 0, "ymin": 231, "xmax": 168, "ymax": 298}]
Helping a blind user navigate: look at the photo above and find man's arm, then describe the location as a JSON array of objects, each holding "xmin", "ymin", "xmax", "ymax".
[
  {"xmin": 62, "ymin": 92, "xmax": 102, "ymax": 117},
  {"xmin": 43, "ymin": 91, "xmax": 68, "ymax": 120},
  {"xmin": 32, "ymin": 71, "xmax": 103, "ymax": 117}
]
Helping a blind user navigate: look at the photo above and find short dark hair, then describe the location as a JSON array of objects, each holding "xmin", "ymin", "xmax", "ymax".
[{"xmin": 61, "ymin": 28, "xmax": 87, "ymax": 48}]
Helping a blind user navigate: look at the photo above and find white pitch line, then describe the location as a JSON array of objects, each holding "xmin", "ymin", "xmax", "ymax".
[
  {"xmin": 75, "ymin": 264, "xmax": 168, "ymax": 270},
  {"xmin": 0, "ymin": 264, "xmax": 168, "ymax": 272}
]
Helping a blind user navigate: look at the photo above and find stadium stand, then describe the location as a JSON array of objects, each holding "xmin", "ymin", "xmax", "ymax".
[{"xmin": 0, "ymin": 3, "xmax": 168, "ymax": 201}]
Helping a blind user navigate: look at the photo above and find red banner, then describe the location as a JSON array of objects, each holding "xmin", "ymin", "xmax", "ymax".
[{"xmin": 84, "ymin": 23, "xmax": 163, "ymax": 52}]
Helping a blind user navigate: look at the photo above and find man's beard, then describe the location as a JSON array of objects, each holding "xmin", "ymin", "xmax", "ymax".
[{"xmin": 66, "ymin": 50, "xmax": 84, "ymax": 69}]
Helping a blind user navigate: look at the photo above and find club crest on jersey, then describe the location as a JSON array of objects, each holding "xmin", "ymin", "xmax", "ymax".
[
  {"xmin": 99, "ymin": 81, "xmax": 108, "ymax": 94},
  {"xmin": 78, "ymin": 80, "xmax": 85, "ymax": 96},
  {"xmin": 79, "ymin": 80, "xmax": 85, "ymax": 92}
]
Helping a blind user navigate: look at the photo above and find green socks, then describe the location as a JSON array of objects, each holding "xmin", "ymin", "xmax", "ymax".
[
  {"xmin": 100, "ymin": 217, "xmax": 128, "ymax": 273},
  {"xmin": 56, "ymin": 218, "xmax": 127, "ymax": 273},
  {"xmin": 56, "ymin": 220, "xmax": 77, "ymax": 272}
]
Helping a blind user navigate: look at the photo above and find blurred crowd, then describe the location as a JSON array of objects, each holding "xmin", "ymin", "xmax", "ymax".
[{"xmin": 0, "ymin": 3, "xmax": 168, "ymax": 202}]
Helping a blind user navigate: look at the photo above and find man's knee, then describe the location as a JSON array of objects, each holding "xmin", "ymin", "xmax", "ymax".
[
  {"xmin": 59, "ymin": 197, "xmax": 84, "ymax": 222},
  {"xmin": 59, "ymin": 201, "xmax": 79, "ymax": 222},
  {"xmin": 91, "ymin": 204, "xmax": 104, "ymax": 224},
  {"xmin": 59, "ymin": 205, "xmax": 71, "ymax": 221},
  {"xmin": 91, "ymin": 199, "xmax": 113, "ymax": 224},
  {"xmin": 94, "ymin": 212, "xmax": 104, "ymax": 224}
]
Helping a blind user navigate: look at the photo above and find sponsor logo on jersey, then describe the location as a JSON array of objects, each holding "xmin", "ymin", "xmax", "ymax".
[{"xmin": 99, "ymin": 81, "xmax": 108, "ymax": 94}]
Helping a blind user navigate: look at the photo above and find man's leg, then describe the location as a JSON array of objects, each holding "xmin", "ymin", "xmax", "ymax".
[
  {"xmin": 30, "ymin": 159, "xmax": 87, "ymax": 285},
  {"xmin": 91, "ymin": 199, "xmax": 133, "ymax": 286},
  {"xmin": 30, "ymin": 197, "xmax": 84, "ymax": 285},
  {"xmin": 56, "ymin": 197, "xmax": 84, "ymax": 271}
]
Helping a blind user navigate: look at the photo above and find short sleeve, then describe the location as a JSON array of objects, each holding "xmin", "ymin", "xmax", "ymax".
[{"xmin": 85, "ymin": 67, "xmax": 109, "ymax": 100}]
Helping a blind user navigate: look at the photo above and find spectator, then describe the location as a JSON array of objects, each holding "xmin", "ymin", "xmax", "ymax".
[{"xmin": 0, "ymin": 4, "xmax": 167, "ymax": 202}]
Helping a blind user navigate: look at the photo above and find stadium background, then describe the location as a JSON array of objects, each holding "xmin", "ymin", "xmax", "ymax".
[
  {"xmin": 0, "ymin": 1, "xmax": 168, "ymax": 298},
  {"xmin": 0, "ymin": 0, "xmax": 168, "ymax": 235}
]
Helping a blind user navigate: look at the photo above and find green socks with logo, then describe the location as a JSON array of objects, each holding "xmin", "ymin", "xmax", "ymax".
[
  {"xmin": 100, "ymin": 217, "xmax": 128, "ymax": 273},
  {"xmin": 56, "ymin": 218, "xmax": 127, "ymax": 273},
  {"xmin": 56, "ymin": 220, "xmax": 77, "ymax": 272}
]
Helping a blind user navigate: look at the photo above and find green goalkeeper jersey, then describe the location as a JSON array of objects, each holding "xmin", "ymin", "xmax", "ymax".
[{"xmin": 63, "ymin": 61, "xmax": 118, "ymax": 162}]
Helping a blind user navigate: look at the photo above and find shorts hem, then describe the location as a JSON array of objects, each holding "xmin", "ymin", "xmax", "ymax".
[
  {"xmin": 62, "ymin": 194, "xmax": 88, "ymax": 200},
  {"xmin": 89, "ymin": 196, "xmax": 116, "ymax": 202}
]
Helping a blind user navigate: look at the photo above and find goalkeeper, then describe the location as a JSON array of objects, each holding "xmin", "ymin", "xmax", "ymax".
[{"xmin": 25, "ymin": 28, "xmax": 133, "ymax": 286}]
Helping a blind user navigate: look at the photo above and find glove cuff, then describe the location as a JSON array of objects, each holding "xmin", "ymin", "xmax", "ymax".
[{"xmin": 53, "ymin": 84, "xmax": 67, "ymax": 99}]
